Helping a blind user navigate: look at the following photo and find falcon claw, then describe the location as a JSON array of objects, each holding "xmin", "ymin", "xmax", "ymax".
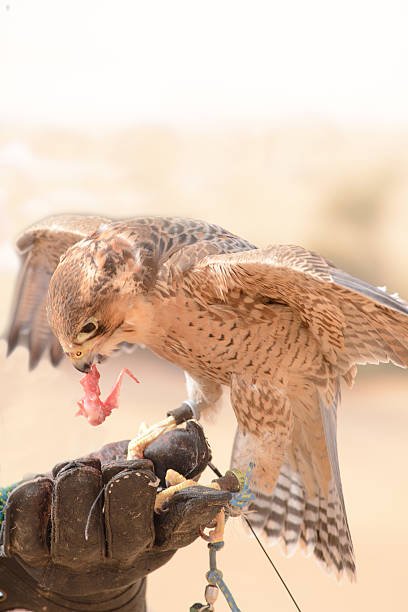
[
  {"xmin": 127, "ymin": 400, "xmax": 199, "ymax": 459},
  {"xmin": 127, "ymin": 415, "xmax": 178, "ymax": 459},
  {"xmin": 154, "ymin": 470, "xmax": 196, "ymax": 512},
  {"xmin": 200, "ymin": 508, "xmax": 225, "ymax": 543}
]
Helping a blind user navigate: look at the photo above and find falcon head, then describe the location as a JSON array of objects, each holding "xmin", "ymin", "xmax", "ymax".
[{"xmin": 46, "ymin": 233, "xmax": 156, "ymax": 372}]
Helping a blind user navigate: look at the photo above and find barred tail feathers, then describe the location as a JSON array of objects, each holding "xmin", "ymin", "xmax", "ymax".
[{"xmin": 247, "ymin": 463, "xmax": 356, "ymax": 581}]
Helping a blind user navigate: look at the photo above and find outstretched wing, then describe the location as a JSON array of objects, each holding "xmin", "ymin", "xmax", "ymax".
[
  {"xmin": 5, "ymin": 214, "xmax": 111, "ymax": 368},
  {"xmin": 187, "ymin": 243, "xmax": 408, "ymax": 372},
  {"xmin": 188, "ymin": 244, "xmax": 408, "ymax": 579}
]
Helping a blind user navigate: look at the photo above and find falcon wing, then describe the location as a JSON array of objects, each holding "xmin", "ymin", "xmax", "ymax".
[
  {"xmin": 5, "ymin": 214, "xmax": 111, "ymax": 368},
  {"xmin": 187, "ymin": 243, "xmax": 408, "ymax": 371},
  {"xmin": 188, "ymin": 243, "xmax": 408, "ymax": 579}
]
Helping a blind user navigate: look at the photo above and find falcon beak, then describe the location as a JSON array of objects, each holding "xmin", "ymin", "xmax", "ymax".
[
  {"xmin": 67, "ymin": 341, "xmax": 107, "ymax": 373},
  {"xmin": 74, "ymin": 357, "xmax": 93, "ymax": 373},
  {"xmin": 69, "ymin": 349, "xmax": 95, "ymax": 373},
  {"xmin": 71, "ymin": 351, "xmax": 106, "ymax": 372}
]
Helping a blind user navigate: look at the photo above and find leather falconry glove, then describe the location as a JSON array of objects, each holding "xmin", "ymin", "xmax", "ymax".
[{"xmin": 0, "ymin": 422, "xmax": 231, "ymax": 611}]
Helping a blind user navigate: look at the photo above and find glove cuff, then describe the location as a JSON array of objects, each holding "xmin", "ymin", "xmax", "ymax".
[
  {"xmin": 43, "ymin": 578, "xmax": 147, "ymax": 612},
  {"xmin": 0, "ymin": 557, "xmax": 146, "ymax": 612}
]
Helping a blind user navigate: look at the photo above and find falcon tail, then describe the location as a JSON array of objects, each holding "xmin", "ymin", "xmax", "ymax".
[{"xmin": 247, "ymin": 463, "xmax": 356, "ymax": 581}]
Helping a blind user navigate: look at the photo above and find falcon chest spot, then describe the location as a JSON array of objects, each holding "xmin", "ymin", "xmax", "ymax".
[{"xmin": 150, "ymin": 293, "xmax": 273, "ymax": 382}]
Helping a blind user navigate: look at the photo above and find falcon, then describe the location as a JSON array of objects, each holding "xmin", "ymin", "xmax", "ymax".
[{"xmin": 6, "ymin": 214, "xmax": 408, "ymax": 580}]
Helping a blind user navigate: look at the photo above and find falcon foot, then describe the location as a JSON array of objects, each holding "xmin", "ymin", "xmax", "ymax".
[
  {"xmin": 154, "ymin": 468, "xmax": 242, "ymax": 520},
  {"xmin": 127, "ymin": 415, "xmax": 178, "ymax": 459},
  {"xmin": 200, "ymin": 508, "xmax": 226, "ymax": 543},
  {"xmin": 127, "ymin": 401, "xmax": 197, "ymax": 460},
  {"xmin": 154, "ymin": 469, "xmax": 197, "ymax": 512}
]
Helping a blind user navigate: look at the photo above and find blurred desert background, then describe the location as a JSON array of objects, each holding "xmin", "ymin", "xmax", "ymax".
[{"xmin": 1, "ymin": 2, "xmax": 408, "ymax": 611}]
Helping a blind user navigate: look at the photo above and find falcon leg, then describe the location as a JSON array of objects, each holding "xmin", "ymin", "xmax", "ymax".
[
  {"xmin": 127, "ymin": 401, "xmax": 198, "ymax": 459},
  {"xmin": 127, "ymin": 415, "xmax": 178, "ymax": 459},
  {"xmin": 184, "ymin": 373, "xmax": 223, "ymax": 421},
  {"xmin": 127, "ymin": 374, "xmax": 221, "ymax": 460}
]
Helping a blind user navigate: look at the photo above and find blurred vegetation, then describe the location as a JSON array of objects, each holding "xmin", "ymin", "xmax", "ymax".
[{"xmin": 313, "ymin": 165, "xmax": 398, "ymax": 284}]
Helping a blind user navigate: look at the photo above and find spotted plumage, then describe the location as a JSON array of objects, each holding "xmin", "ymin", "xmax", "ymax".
[{"xmin": 6, "ymin": 214, "xmax": 408, "ymax": 580}]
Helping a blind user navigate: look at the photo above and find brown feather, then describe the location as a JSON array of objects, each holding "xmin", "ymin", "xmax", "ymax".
[{"xmin": 5, "ymin": 214, "xmax": 111, "ymax": 367}]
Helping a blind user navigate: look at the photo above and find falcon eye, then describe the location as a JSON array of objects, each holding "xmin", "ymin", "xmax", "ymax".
[
  {"xmin": 76, "ymin": 351, "xmax": 82, "ymax": 357},
  {"xmin": 76, "ymin": 318, "xmax": 99, "ymax": 343},
  {"xmin": 80, "ymin": 321, "xmax": 97, "ymax": 334}
]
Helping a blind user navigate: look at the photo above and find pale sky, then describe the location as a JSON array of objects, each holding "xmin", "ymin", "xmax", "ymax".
[{"xmin": 1, "ymin": 0, "xmax": 408, "ymax": 125}]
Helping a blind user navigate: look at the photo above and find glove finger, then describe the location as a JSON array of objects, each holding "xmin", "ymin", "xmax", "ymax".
[
  {"xmin": 88, "ymin": 439, "xmax": 130, "ymax": 464},
  {"xmin": 52, "ymin": 457, "xmax": 101, "ymax": 478},
  {"xmin": 51, "ymin": 464, "xmax": 104, "ymax": 568},
  {"xmin": 104, "ymin": 468, "xmax": 158, "ymax": 563},
  {"xmin": 154, "ymin": 486, "xmax": 231, "ymax": 549},
  {"xmin": 144, "ymin": 421, "xmax": 211, "ymax": 486},
  {"xmin": 102, "ymin": 459, "xmax": 154, "ymax": 484},
  {"xmin": 2, "ymin": 477, "xmax": 52, "ymax": 565}
]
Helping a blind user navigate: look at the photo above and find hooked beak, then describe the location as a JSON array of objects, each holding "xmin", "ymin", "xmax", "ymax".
[
  {"xmin": 72, "ymin": 352, "xmax": 106, "ymax": 373},
  {"xmin": 73, "ymin": 356, "xmax": 93, "ymax": 373}
]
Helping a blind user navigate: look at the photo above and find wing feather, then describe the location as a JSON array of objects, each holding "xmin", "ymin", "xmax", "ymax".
[
  {"xmin": 203, "ymin": 243, "xmax": 408, "ymax": 580},
  {"xmin": 188, "ymin": 244, "xmax": 408, "ymax": 370},
  {"xmin": 5, "ymin": 214, "xmax": 111, "ymax": 368},
  {"xmin": 231, "ymin": 378, "xmax": 356, "ymax": 579}
]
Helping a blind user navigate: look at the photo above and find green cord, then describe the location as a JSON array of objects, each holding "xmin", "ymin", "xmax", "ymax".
[{"xmin": 0, "ymin": 485, "xmax": 16, "ymax": 526}]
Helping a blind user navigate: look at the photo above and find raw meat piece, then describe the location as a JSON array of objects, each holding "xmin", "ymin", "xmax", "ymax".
[{"xmin": 76, "ymin": 364, "xmax": 139, "ymax": 426}]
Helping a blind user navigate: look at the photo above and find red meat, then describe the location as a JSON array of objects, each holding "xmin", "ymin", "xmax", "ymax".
[{"xmin": 76, "ymin": 365, "xmax": 139, "ymax": 426}]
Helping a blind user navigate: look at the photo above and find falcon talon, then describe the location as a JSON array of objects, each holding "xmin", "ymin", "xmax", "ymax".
[
  {"xmin": 154, "ymin": 476, "xmax": 196, "ymax": 513},
  {"xmin": 127, "ymin": 415, "xmax": 178, "ymax": 459},
  {"xmin": 155, "ymin": 464, "xmax": 240, "ymax": 518},
  {"xmin": 200, "ymin": 508, "xmax": 225, "ymax": 543},
  {"xmin": 165, "ymin": 468, "xmax": 188, "ymax": 487}
]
